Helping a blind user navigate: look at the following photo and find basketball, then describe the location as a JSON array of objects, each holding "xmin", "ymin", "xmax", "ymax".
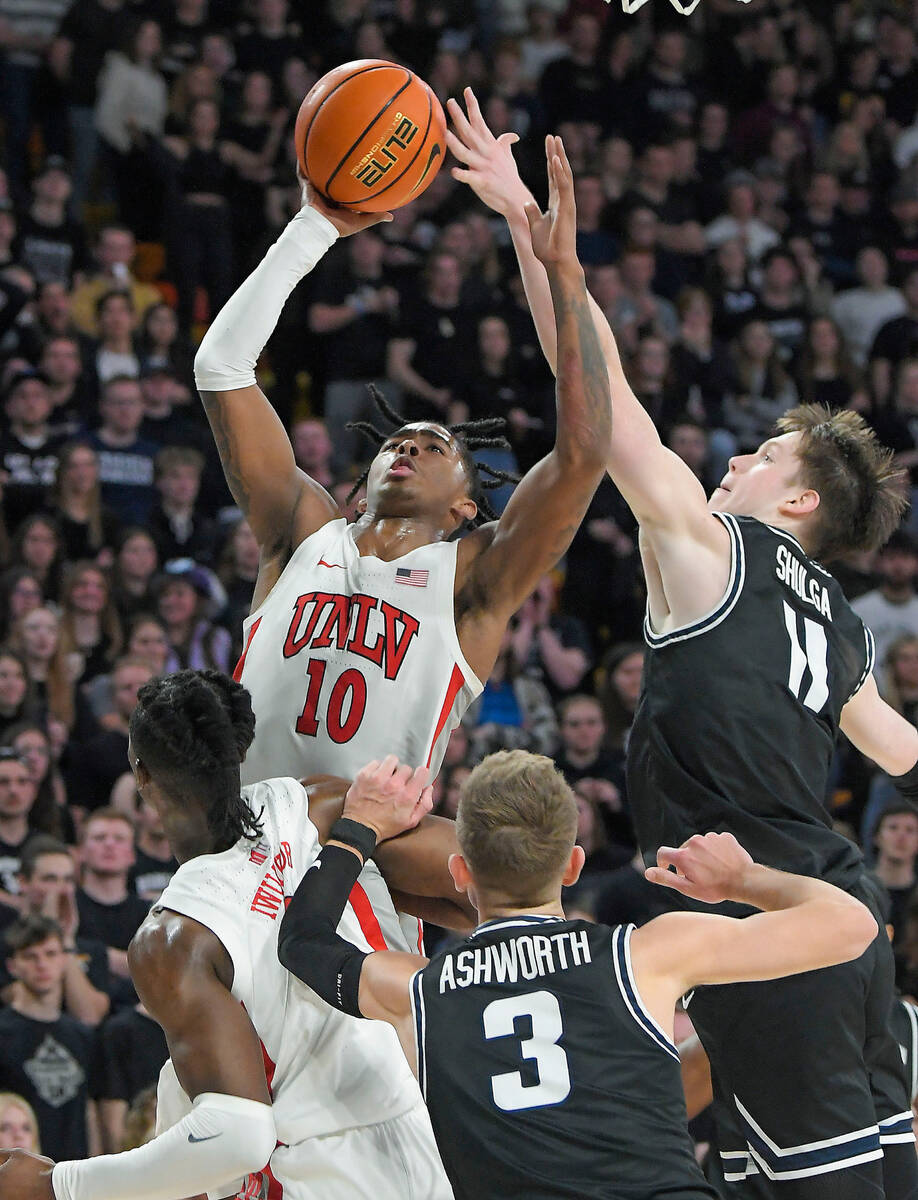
[{"xmin": 294, "ymin": 59, "xmax": 447, "ymax": 213}]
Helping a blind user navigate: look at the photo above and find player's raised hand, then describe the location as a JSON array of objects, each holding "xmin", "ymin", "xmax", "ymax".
[
  {"xmin": 343, "ymin": 755, "xmax": 433, "ymax": 843},
  {"xmin": 446, "ymin": 87, "xmax": 529, "ymax": 217},
  {"xmin": 297, "ymin": 166, "xmax": 393, "ymax": 235},
  {"xmin": 524, "ymin": 136, "xmax": 577, "ymax": 268},
  {"xmin": 644, "ymin": 832, "xmax": 756, "ymax": 905},
  {"xmin": 0, "ymin": 1148, "xmax": 56, "ymax": 1200}
]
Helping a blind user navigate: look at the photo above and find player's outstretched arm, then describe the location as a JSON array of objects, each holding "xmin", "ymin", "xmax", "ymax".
[
  {"xmin": 840, "ymin": 672, "xmax": 918, "ymax": 777},
  {"xmin": 194, "ymin": 176, "xmax": 391, "ymax": 568},
  {"xmin": 0, "ymin": 914, "xmax": 278, "ymax": 1200},
  {"xmin": 630, "ymin": 833, "xmax": 878, "ymax": 1034},
  {"xmin": 455, "ymin": 137, "xmax": 609, "ymax": 662},
  {"xmin": 448, "ymin": 90, "xmax": 717, "ymax": 537},
  {"xmin": 302, "ymin": 774, "xmax": 476, "ymax": 929},
  {"xmin": 279, "ymin": 760, "xmax": 432, "ymax": 1052}
]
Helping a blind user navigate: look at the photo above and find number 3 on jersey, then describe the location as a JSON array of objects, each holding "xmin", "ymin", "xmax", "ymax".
[
  {"xmin": 782, "ymin": 601, "xmax": 829, "ymax": 713},
  {"xmin": 296, "ymin": 659, "xmax": 368, "ymax": 743},
  {"xmin": 483, "ymin": 991, "xmax": 572, "ymax": 1112}
]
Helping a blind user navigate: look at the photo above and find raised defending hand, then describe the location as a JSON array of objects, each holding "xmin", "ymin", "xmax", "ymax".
[
  {"xmin": 0, "ymin": 1148, "xmax": 55, "ymax": 1200},
  {"xmin": 644, "ymin": 832, "xmax": 756, "ymax": 905},
  {"xmin": 342, "ymin": 755, "xmax": 433, "ymax": 843},
  {"xmin": 524, "ymin": 136, "xmax": 577, "ymax": 268},
  {"xmin": 297, "ymin": 166, "xmax": 393, "ymax": 236},
  {"xmin": 446, "ymin": 87, "xmax": 528, "ymax": 217}
]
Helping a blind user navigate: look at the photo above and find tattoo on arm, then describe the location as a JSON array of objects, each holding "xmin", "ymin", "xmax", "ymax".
[{"xmin": 546, "ymin": 268, "xmax": 612, "ymax": 453}]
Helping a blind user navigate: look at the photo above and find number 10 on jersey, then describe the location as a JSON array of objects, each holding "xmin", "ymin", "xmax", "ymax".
[{"xmin": 296, "ymin": 659, "xmax": 368, "ymax": 743}]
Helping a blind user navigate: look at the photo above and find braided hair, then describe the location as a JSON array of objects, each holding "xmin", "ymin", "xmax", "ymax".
[
  {"xmin": 129, "ymin": 670, "xmax": 261, "ymax": 849},
  {"xmin": 347, "ymin": 385, "xmax": 520, "ymax": 528}
]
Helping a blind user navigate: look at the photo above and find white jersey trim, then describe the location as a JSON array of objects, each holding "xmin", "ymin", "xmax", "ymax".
[
  {"xmin": 611, "ymin": 924, "xmax": 680, "ymax": 1062},
  {"xmin": 409, "ymin": 968, "xmax": 428, "ymax": 1100},
  {"xmin": 643, "ymin": 512, "xmax": 745, "ymax": 649}
]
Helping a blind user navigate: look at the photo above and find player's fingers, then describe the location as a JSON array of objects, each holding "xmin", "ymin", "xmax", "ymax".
[
  {"xmin": 464, "ymin": 87, "xmax": 492, "ymax": 138},
  {"xmin": 523, "ymin": 199, "xmax": 541, "ymax": 233},
  {"xmin": 555, "ymin": 135, "xmax": 573, "ymax": 177},
  {"xmin": 655, "ymin": 846, "xmax": 681, "ymax": 872},
  {"xmin": 409, "ymin": 765, "xmax": 430, "ymax": 796},
  {"xmin": 553, "ymin": 155, "xmax": 573, "ymax": 195},
  {"xmin": 445, "ymin": 129, "xmax": 483, "ymax": 168},
  {"xmin": 644, "ymin": 867, "xmax": 696, "ymax": 896},
  {"xmin": 378, "ymin": 754, "xmax": 400, "ymax": 779},
  {"xmin": 450, "ymin": 166, "xmax": 474, "ymax": 185},
  {"xmin": 497, "ymin": 131, "xmax": 520, "ymax": 149},
  {"xmin": 447, "ymin": 95, "xmax": 477, "ymax": 145},
  {"xmin": 419, "ymin": 784, "xmax": 434, "ymax": 814},
  {"xmin": 0, "ymin": 1149, "xmax": 11, "ymax": 1166}
]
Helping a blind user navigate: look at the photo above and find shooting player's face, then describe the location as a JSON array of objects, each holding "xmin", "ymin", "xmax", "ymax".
[
  {"xmin": 710, "ymin": 431, "xmax": 808, "ymax": 522},
  {"xmin": 365, "ymin": 424, "xmax": 472, "ymax": 521}
]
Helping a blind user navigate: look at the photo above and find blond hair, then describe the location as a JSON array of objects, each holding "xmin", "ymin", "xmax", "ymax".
[
  {"xmin": 456, "ymin": 749, "xmax": 577, "ymax": 902},
  {"xmin": 0, "ymin": 1092, "xmax": 41, "ymax": 1153},
  {"xmin": 777, "ymin": 404, "xmax": 908, "ymax": 560}
]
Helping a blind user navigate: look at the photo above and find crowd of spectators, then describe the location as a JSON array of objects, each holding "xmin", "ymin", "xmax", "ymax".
[{"xmin": 2, "ymin": 0, "xmax": 918, "ymax": 1175}]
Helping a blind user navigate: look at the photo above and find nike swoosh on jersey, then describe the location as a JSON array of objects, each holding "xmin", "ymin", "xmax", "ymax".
[
  {"xmin": 188, "ymin": 1133, "xmax": 222, "ymax": 1144},
  {"xmin": 317, "ymin": 558, "xmax": 344, "ymax": 569},
  {"xmin": 682, "ymin": 990, "xmax": 694, "ymax": 1008}
]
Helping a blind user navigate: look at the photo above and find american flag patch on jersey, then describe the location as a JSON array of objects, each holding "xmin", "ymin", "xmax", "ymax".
[{"xmin": 396, "ymin": 567, "xmax": 429, "ymax": 588}]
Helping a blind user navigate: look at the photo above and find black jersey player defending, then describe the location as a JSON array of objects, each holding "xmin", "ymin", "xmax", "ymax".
[
  {"xmin": 276, "ymin": 750, "xmax": 877, "ymax": 1200},
  {"xmin": 447, "ymin": 92, "xmax": 918, "ymax": 1199}
]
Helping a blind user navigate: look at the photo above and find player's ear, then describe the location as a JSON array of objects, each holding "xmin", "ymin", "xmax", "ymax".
[
  {"xmin": 780, "ymin": 486, "xmax": 820, "ymax": 518},
  {"xmin": 451, "ymin": 497, "xmax": 478, "ymax": 528},
  {"xmin": 562, "ymin": 845, "xmax": 586, "ymax": 887},
  {"xmin": 448, "ymin": 852, "xmax": 472, "ymax": 893}
]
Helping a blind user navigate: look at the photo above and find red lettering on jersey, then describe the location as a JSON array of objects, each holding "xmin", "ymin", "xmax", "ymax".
[
  {"xmin": 249, "ymin": 843, "xmax": 294, "ymax": 918},
  {"xmin": 327, "ymin": 669, "xmax": 367, "ymax": 743},
  {"xmin": 310, "ymin": 594, "xmax": 351, "ymax": 650},
  {"xmin": 346, "ymin": 593, "xmax": 385, "ymax": 667},
  {"xmin": 282, "ymin": 592, "xmax": 323, "ymax": 657},
  {"xmin": 380, "ymin": 602, "xmax": 420, "ymax": 680}
]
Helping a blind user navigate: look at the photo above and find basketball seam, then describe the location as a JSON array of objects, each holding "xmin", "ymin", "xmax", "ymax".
[
  {"xmin": 323, "ymin": 72, "xmax": 413, "ymax": 197},
  {"xmin": 302, "ymin": 62, "xmax": 393, "ymax": 160},
  {"xmin": 337, "ymin": 86, "xmax": 435, "ymax": 207}
]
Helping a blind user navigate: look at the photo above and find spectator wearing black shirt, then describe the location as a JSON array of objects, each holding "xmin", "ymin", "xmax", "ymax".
[
  {"xmin": 0, "ymin": 371, "xmax": 66, "ymax": 531},
  {"xmin": 574, "ymin": 174, "xmax": 617, "ymax": 267},
  {"xmin": 870, "ymin": 265, "xmax": 918, "ymax": 404},
  {"xmin": 97, "ymin": 1002, "xmax": 167, "ymax": 1152},
  {"xmin": 787, "ymin": 170, "xmax": 848, "ymax": 285},
  {"xmin": 89, "ymin": 376, "xmax": 158, "ymax": 525},
  {"xmin": 10, "ymin": 837, "xmax": 110, "ymax": 1025},
  {"xmin": 873, "ymin": 802, "xmax": 918, "ymax": 952},
  {"xmin": 38, "ymin": 337, "xmax": 93, "ymax": 439},
  {"xmin": 66, "ymin": 659, "xmax": 151, "ymax": 818},
  {"xmin": 49, "ymin": 0, "xmax": 134, "ymax": 214},
  {"xmin": 0, "ymin": 747, "xmax": 39, "ymax": 902},
  {"xmin": 109, "ymin": 529, "xmax": 159, "ymax": 623},
  {"xmin": 733, "ymin": 63, "xmax": 811, "ymax": 164},
  {"xmin": 554, "ymin": 694, "xmax": 633, "ymax": 860},
  {"xmin": 46, "ymin": 441, "xmax": 121, "ymax": 565},
  {"xmin": 290, "ymin": 419, "xmax": 334, "ymax": 491},
  {"xmin": 0, "ymin": 915, "xmax": 98, "ymax": 1160},
  {"xmin": 233, "ymin": 0, "xmax": 302, "ymax": 89},
  {"xmin": 92, "ymin": 290, "xmax": 140, "ymax": 385},
  {"xmin": 538, "ymin": 13, "xmax": 606, "ymax": 132},
  {"xmin": 510, "ymin": 574, "xmax": 592, "ymax": 705},
  {"xmin": 876, "ymin": 18, "xmax": 918, "ymax": 132},
  {"xmin": 629, "ymin": 29, "xmax": 697, "ymax": 142},
  {"xmin": 796, "ymin": 316, "xmax": 863, "ymax": 411},
  {"xmin": 752, "ymin": 246, "xmax": 809, "ymax": 360},
  {"xmin": 148, "ymin": 446, "xmax": 214, "ymax": 566},
  {"xmin": 125, "ymin": 794, "xmax": 176, "ymax": 904},
  {"xmin": 75, "ymin": 807, "xmax": 149, "ymax": 1004},
  {"xmin": 14, "ymin": 158, "xmax": 88, "ymax": 288},
  {"xmin": 386, "ymin": 250, "xmax": 478, "ymax": 425},
  {"xmin": 156, "ymin": 0, "xmax": 214, "ymax": 81},
  {"xmin": 308, "ymin": 230, "xmax": 400, "ymax": 474}
]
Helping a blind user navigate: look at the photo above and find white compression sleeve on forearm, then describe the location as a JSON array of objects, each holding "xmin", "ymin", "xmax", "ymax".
[
  {"xmin": 51, "ymin": 1092, "xmax": 277, "ymax": 1200},
  {"xmin": 193, "ymin": 205, "xmax": 338, "ymax": 393}
]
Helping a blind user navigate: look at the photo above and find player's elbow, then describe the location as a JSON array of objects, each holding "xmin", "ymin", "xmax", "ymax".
[{"xmin": 829, "ymin": 899, "xmax": 878, "ymax": 966}]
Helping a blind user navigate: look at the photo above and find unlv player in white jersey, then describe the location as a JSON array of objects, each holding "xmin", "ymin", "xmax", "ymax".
[
  {"xmin": 192, "ymin": 145, "xmax": 610, "ymax": 787},
  {"xmin": 0, "ymin": 671, "xmax": 467, "ymax": 1200}
]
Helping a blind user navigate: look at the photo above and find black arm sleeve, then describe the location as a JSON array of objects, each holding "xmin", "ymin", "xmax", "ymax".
[{"xmin": 277, "ymin": 844, "xmax": 369, "ymax": 1018}]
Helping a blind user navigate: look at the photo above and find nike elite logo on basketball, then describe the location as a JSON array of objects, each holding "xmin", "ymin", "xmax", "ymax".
[{"xmin": 353, "ymin": 114, "xmax": 418, "ymax": 189}]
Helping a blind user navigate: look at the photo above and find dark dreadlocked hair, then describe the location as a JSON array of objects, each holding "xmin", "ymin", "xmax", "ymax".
[
  {"xmin": 346, "ymin": 385, "xmax": 520, "ymax": 528},
  {"xmin": 129, "ymin": 670, "xmax": 262, "ymax": 849}
]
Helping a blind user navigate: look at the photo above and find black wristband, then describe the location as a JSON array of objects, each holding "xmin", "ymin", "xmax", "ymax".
[
  {"xmin": 329, "ymin": 817, "xmax": 377, "ymax": 862},
  {"xmin": 893, "ymin": 758, "xmax": 918, "ymax": 803}
]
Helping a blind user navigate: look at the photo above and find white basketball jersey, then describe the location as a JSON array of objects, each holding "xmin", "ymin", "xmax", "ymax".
[
  {"xmin": 154, "ymin": 776, "xmax": 426, "ymax": 1198},
  {"xmin": 235, "ymin": 519, "xmax": 482, "ymax": 787}
]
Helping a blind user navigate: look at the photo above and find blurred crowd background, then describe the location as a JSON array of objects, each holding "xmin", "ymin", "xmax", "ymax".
[{"xmin": 1, "ymin": 0, "xmax": 918, "ymax": 1178}]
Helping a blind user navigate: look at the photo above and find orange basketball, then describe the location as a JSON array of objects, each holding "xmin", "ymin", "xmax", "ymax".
[{"xmin": 295, "ymin": 59, "xmax": 446, "ymax": 213}]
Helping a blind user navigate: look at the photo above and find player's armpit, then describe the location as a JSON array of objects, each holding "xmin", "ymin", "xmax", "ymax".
[
  {"xmin": 200, "ymin": 386, "xmax": 338, "ymax": 561},
  {"xmin": 358, "ymin": 949, "xmax": 425, "ymax": 1024},
  {"xmin": 129, "ymin": 911, "xmax": 271, "ymax": 1106},
  {"xmin": 840, "ymin": 672, "xmax": 918, "ymax": 776}
]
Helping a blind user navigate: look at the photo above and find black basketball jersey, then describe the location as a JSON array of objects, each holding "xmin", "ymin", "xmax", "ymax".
[
  {"xmin": 411, "ymin": 914, "xmax": 716, "ymax": 1200},
  {"xmin": 628, "ymin": 514, "xmax": 871, "ymax": 908}
]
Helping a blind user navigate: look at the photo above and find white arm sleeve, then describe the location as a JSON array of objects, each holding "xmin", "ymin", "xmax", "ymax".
[
  {"xmin": 51, "ymin": 1092, "xmax": 276, "ymax": 1200},
  {"xmin": 193, "ymin": 205, "xmax": 338, "ymax": 393}
]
